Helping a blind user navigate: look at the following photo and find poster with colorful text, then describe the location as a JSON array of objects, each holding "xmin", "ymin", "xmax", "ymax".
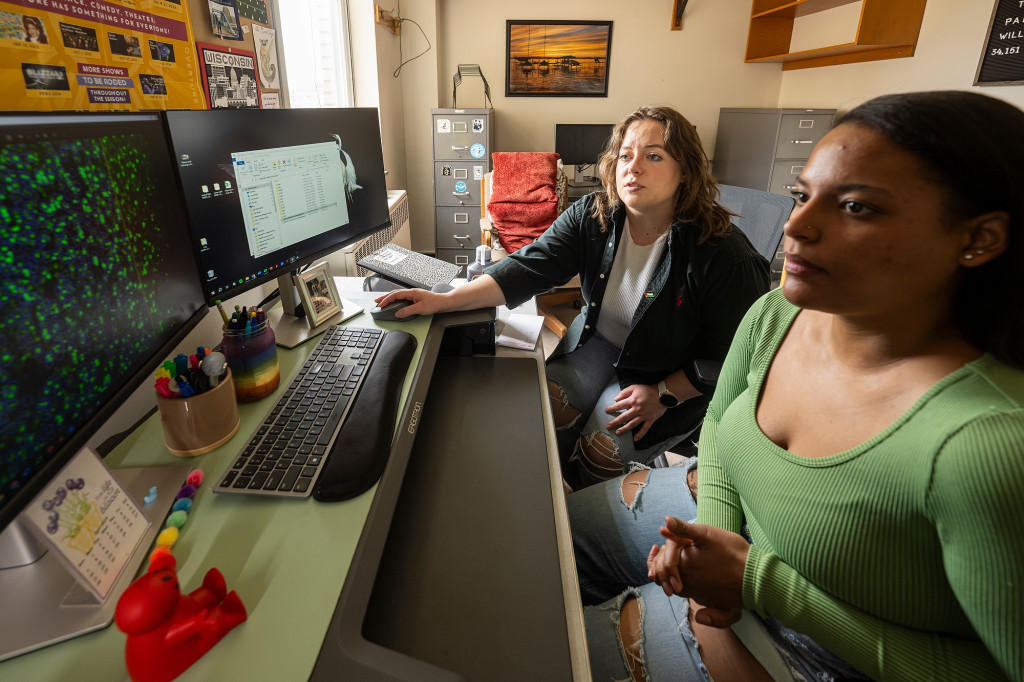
[{"xmin": 0, "ymin": 0, "xmax": 205, "ymax": 111}]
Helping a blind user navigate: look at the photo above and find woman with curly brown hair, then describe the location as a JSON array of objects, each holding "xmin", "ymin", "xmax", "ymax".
[{"xmin": 377, "ymin": 105, "xmax": 768, "ymax": 489}]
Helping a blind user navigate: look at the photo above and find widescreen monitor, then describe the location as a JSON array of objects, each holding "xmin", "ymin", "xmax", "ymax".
[
  {"xmin": 164, "ymin": 108, "xmax": 391, "ymax": 346},
  {"xmin": 0, "ymin": 111, "xmax": 208, "ymax": 659},
  {"xmin": 554, "ymin": 123, "xmax": 613, "ymax": 185}
]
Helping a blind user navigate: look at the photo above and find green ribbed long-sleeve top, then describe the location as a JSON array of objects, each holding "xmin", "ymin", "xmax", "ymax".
[{"xmin": 697, "ymin": 289, "xmax": 1024, "ymax": 681}]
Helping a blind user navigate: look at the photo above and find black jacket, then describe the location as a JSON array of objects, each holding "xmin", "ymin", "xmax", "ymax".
[{"xmin": 488, "ymin": 193, "xmax": 770, "ymax": 448}]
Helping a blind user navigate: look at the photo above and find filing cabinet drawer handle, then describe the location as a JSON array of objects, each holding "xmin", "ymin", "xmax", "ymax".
[
  {"xmin": 790, "ymin": 140, "xmax": 814, "ymax": 144},
  {"xmin": 450, "ymin": 146, "xmax": 470, "ymax": 151},
  {"xmin": 452, "ymin": 191, "xmax": 471, "ymax": 197},
  {"xmin": 452, "ymin": 234, "xmax": 472, "ymax": 240},
  {"xmin": 455, "ymin": 256, "xmax": 469, "ymax": 265}
]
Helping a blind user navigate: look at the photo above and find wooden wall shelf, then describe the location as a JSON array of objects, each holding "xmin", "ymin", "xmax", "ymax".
[{"xmin": 745, "ymin": 0, "xmax": 927, "ymax": 71}]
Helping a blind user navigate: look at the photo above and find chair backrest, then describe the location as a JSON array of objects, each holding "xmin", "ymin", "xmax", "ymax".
[{"xmin": 716, "ymin": 184, "xmax": 794, "ymax": 263}]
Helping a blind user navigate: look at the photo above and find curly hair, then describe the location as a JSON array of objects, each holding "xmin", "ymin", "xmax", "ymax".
[{"xmin": 590, "ymin": 105, "xmax": 732, "ymax": 242}]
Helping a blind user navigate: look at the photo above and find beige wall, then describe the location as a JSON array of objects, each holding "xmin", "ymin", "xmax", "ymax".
[
  {"xmin": 371, "ymin": 0, "xmax": 1024, "ymax": 253},
  {"xmin": 349, "ymin": 1, "xmax": 409, "ymax": 192},
  {"xmin": 384, "ymin": 0, "xmax": 783, "ymax": 251},
  {"xmin": 779, "ymin": 0, "xmax": 1024, "ymax": 114}
]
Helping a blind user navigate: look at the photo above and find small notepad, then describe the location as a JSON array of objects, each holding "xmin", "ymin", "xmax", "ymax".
[{"xmin": 497, "ymin": 313, "xmax": 544, "ymax": 351}]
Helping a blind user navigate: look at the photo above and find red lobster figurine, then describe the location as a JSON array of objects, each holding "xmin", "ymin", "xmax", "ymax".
[{"xmin": 114, "ymin": 554, "xmax": 247, "ymax": 682}]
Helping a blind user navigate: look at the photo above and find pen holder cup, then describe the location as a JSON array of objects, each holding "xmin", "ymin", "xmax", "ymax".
[
  {"xmin": 156, "ymin": 368, "xmax": 240, "ymax": 457},
  {"xmin": 221, "ymin": 319, "xmax": 281, "ymax": 403}
]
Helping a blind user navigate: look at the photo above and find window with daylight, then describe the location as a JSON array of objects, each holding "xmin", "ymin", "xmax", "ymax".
[{"xmin": 278, "ymin": 0, "xmax": 354, "ymax": 108}]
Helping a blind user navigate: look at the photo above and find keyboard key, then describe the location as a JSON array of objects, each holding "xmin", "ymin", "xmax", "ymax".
[{"xmin": 279, "ymin": 466, "xmax": 302, "ymax": 491}]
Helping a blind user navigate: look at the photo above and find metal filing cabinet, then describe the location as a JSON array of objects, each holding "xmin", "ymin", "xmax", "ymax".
[
  {"xmin": 431, "ymin": 108, "xmax": 494, "ymax": 272},
  {"xmin": 711, "ymin": 108, "xmax": 835, "ymax": 280},
  {"xmin": 712, "ymin": 107, "xmax": 835, "ymax": 196}
]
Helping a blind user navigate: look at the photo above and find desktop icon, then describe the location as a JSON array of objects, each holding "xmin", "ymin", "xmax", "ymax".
[
  {"xmin": 213, "ymin": 183, "xmax": 221, "ymax": 191},
  {"xmin": 201, "ymin": 185, "xmax": 209, "ymax": 193},
  {"xmin": 224, "ymin": 181, "xmax": 232, "ymax": 189},
  {"xmin": 207, "ymin": 270, "xmax": 214, "ymax": 278},
  {"xmin": 200, "ymin": 237, "xmax": 208, "ymax": 247}
]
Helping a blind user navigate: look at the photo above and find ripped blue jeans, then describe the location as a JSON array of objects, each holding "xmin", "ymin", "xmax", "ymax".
[
  {"xmin": 546, "ymin": 332, "xmax": 684, "ymax": 489},
  {"xmin": 569, "ymin": 460, "xmax": 709, "ymax": 681},
  {"xmin": 570, "ymin": 461, "xmax": 869, "ymax": 682},
  {"xmin": 569, "ymin": 461, "xmax": 698, "ymax": 606}
]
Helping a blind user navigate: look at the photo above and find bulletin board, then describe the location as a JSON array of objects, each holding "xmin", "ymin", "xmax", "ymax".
[
  {"xmin": 0, "ymin": 0, "xmax": 207, "ymax": 110},
  {"xmin": 0, "ymin": 0, "xmax": 282, "ymax": 111},
  {"xmin": 186, "ymin": 0, "xmax": 280, "ymax": 109}
]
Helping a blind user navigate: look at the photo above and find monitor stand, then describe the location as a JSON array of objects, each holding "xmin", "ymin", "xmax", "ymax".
[
  {"xmin": 268, "ymin": 272, "xmax": 363, "ymax": 349},
  {"xmin": 568, "ymin": 164, "xmax": 600, "ymax": 189},
  {"xmin": 0, "ymin": 465, "xmax": 188, "ymax": 663}
]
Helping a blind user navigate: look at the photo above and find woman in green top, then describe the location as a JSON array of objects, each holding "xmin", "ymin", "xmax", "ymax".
[{"xmin": 571, "ymin": 90, "xmax": 1024, "ymax": 681}]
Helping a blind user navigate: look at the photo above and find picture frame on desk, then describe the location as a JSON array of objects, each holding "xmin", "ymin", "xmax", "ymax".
[{"xmin": 294, "ymin": 262, "xmax": 341, "ymax": 327}]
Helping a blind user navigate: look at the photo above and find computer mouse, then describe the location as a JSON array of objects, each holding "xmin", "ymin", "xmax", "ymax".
[
  {"xmin": 370, "ymin": 298, "xmax": 418, "ymax": 322},
  {"xmin": 431, "ymin": 281, "xmax": 454, "ymax": 293}
]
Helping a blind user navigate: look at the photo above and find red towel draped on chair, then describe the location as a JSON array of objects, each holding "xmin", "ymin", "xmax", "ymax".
[{"xmin": 486, "ymin": 152, "xmax": 560, "ymax": 253}]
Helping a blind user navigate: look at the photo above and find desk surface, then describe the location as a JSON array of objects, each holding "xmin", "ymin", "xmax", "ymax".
[{"xmin": 0, "ymin": 280, "xmax": 588, "ymax": 681}]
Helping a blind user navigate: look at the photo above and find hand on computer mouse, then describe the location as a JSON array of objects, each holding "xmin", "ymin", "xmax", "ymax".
[
  {"xmin": 373, "ymin": 286, "xmax": 447, "ymax": 319},
  {"xmin": 370, "ymin": 298, "xmax": 418, "ymax": 322}
]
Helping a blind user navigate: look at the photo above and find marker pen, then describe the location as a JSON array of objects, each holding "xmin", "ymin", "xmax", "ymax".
[{"xmin": 215, "ymin": 300, "xmax": 230, "ymax": 325}]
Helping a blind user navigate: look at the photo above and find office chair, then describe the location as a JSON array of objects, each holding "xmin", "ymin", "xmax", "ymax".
[
  {"xmin": 718, "ymin": 183, "xmax": 794, "ymax": 265},
  {"xmin": 655, "ymin": 185, "xmax": 794, "ymax": 465},
  {"xmin": 694, "ymin": 184, "xmax": 794, "ymax": 388}
]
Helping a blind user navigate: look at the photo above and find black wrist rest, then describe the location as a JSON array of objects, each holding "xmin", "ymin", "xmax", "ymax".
[{"xmin": 313, "ymin": 329, "xmax": 417, "ymax": 503}]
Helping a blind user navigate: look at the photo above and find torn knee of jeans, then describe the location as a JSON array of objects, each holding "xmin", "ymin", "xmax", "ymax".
[
  {"xmin": 574, "ymin": 430, "xmax": 623, "ymax": 482},
  {"xmin": 619, "ymin": 469, "xmax": 651, "ymax": 511},
  {"xmin": 548, "ymin": 380, "xmax": 581, "ymax": 430},
  {"xmin": 618, "ymin": 592, "xmax": 649, "ymax": 682}
]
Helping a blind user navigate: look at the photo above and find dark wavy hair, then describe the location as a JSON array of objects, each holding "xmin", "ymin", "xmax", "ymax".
[
  {"xmin": 837, "ymin": 90, "xmax": 1024, "ymax": 367},
  {"xmin": 591, "ymin": 105, "xmax": 732, "ymax": 242}
]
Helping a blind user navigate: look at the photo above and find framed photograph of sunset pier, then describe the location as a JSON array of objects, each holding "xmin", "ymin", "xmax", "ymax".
[{"xmin": 505, "ymin": 20, "xmax": 612, "ymax": 97}]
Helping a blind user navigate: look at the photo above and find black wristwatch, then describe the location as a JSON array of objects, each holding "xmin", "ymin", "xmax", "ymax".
[{"xmin": 658, "ymin": 380, "xmax": 679, "ymax": 408}]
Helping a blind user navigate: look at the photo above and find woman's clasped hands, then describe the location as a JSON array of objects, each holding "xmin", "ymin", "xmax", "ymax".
[{"xmin": 646, "ymin": 515, "xmax": 750, "ymax": 628}]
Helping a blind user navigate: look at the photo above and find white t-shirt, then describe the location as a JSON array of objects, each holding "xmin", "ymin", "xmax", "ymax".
[{"xmin": 596, "ymin": 220, "xmax": 668, "ymax": 348}]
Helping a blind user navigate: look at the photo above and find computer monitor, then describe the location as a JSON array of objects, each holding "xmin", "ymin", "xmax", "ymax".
[
  {"xmin": 164, "ymin": 108, "xmax": 392, "ymax": 347},
  {"xmin": 0, "ymin": 111, "xmax": 208, "ymax": 660},
  {"xmin": 554, "ymin": 123, "xmax": 614, "ymax": 186}
]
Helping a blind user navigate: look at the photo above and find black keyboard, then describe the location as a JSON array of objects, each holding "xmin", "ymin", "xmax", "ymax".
[{"xmin": 214, "ymin": 325, "xmax": 386, "ymax": 498}]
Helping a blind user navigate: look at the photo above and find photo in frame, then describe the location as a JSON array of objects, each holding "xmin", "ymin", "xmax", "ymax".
[
  {"xmin": 294, "ymin": 262, "xmax": 342, "ymax": 327},
  {"xmin": 505, "ymin": 20, "xmax": 612, "ymax": 97}
]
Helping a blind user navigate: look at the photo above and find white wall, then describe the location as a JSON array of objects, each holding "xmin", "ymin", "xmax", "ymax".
[{"xmin": 779, "ymin": 0, "xmax": 1024, "ymax": 114}]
